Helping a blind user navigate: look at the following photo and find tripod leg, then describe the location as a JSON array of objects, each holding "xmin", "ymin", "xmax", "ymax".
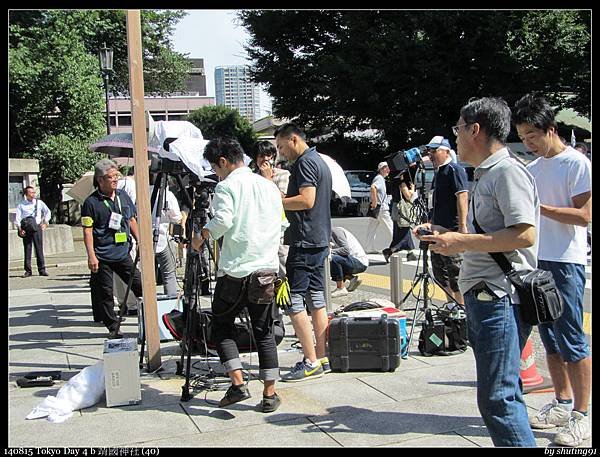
[
  {"xmin": 137, "ymin": 302, "xmax": 146, "ymax": 367},
  {"xmin": 400, "ymin": 273, "xmax": 426, "ymax": 310},
  {"xmin": 428, "ymin": 275, "xmax": 463, "ymax": 308},
  {"xmin": 181, "ymin": 253, "xmax": 201, "ymax": 402}
]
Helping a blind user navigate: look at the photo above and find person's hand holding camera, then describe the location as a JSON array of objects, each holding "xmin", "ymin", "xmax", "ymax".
[
  {"xmin": 414, "ymin": 224, "xmax": 466, "ymax": 256},
  {"xmin": 259, "ymin": 161, "xmax": 274, "ymax": 180}
]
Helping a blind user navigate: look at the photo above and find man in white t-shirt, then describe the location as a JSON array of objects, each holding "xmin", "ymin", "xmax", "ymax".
[
  {"xmin": 513, "ymin": 94, "xmax": 592, "ymax": 448},
  {"xmin": 330, "ymin": 227, "xmax": 369, "ymax": 297}
]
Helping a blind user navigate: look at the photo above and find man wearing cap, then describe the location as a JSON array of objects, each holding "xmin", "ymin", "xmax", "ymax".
[
  {"xmin": 427, "ymin": 136, "xmax": 469, "ymax": 306},
  {"xmin": 364, "ymin": 161, "xmax": 393, "ymax": 254}
]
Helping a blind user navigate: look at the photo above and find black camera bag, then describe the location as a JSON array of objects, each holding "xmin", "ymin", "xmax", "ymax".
[{"xmin": 472, "ymin": 207, "xmax": 564, "ymax": 326}]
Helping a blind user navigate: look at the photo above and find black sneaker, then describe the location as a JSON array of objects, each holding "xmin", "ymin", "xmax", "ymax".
[
  {"xmin": 39, "ymin": 271, "xmax": 49, "ymax": 276},
  {"xmin": 21, "ymin": 272, "xmax": 32, "ymax": 278},
  {"xmin": 261, "ymin": 393, "xmax": 281, "ymax": 413},
  {"xmin": 108, "ymin": 330, "xmax": 124, "ymax": 340},
  {"xmin": 219, "ymin": 384, "xmax": 251, "ymax": 407}
]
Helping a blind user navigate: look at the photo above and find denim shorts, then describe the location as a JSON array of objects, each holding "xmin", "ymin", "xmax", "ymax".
[
  {"xmin": 537, "ymin": 260, "xmax": 589, "ymax": 363},
  {"xmin": 285, "ymin": 246, "xmax": 328, "ymax": 314}
]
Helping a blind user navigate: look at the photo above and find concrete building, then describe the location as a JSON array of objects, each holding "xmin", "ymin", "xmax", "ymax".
[
  {"xmin": 215, "ymin": 65, "xmax": 261, "ymax": 123},
  {"xmin": 108, "ymin": 58, "xmax": 215, "ymax": 134},
  {"xmin": 108, "ymin": 95, "xmax": 215, "ymax": 133}
]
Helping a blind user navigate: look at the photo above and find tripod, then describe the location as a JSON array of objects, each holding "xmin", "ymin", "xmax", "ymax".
[
  {"xmin": 400, "ymin": 240, "xmax": 462, "ymax": 356},
  {"xmin": 114, "ymin": 170, "xmax": 191, "ymax": 367},
  {"xmin": 396, "ymin": 162, "xmax": 464, "ymax": 355},
  {"xmin": 175, "ymin": 179, "xmax": 221, "ymax": 401}
]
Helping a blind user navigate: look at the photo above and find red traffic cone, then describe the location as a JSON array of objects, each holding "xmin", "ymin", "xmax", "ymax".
[{"xmin": 520, "ymin": 337, "xmax": 546, "ymax": 393}]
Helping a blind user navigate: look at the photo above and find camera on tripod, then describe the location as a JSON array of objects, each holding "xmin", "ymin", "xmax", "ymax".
[
  {"xmin": 149, "ymin": 154, "xmax": 188, "ymax": 175},
  {"xmin": 385, "ymin": 145, "xmax": 428, "ymax": 173}
]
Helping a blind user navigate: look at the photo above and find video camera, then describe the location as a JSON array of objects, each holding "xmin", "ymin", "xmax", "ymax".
[{"xmin": 385, "ymin": 145, "xmax": 428, "ymax": 173}]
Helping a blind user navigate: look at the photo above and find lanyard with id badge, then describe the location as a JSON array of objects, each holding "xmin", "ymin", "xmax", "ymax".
[{"xmin": 103, "ymin": 196, "xmax": 127, "ymax": 244}]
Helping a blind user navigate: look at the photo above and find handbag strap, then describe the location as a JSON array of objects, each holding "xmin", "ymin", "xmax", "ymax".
[{"xmin": 470, "ymin": 197, "xmax": 523, "ymax": 286}]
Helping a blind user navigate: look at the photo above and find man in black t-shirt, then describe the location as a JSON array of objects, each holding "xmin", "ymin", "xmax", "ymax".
[
  {"xmin": 81, "ymin": 158, "xmax": 143, "ymax": 339},
  {"xmin": 427, "ymin": 136, "xmax": 469, "ymax": 306},
  {"xmin": 275, "ymin": 123, "xmax": 333, "ymax": 382}
]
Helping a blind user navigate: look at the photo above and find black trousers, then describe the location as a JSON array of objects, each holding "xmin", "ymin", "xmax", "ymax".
[
  {"xmin": 90, "ymin": 255, "xmax": 143, "ymax": 331},
  {"xmin": 211, "ymin": 275, "xmax": 278, "ymax": 373},
  {"xmin": 22, "ymin": 230, "xmax": 46, "ymax": 274}
]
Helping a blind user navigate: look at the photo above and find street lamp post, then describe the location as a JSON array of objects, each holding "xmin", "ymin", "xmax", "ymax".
[{"xmin": 98, "ymin": 43, "xmax": 114, "ymax": 135}]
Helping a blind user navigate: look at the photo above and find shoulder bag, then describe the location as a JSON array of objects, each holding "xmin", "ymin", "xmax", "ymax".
[{"xmin": 471, "ymin": 201, "xmax": 563, "ymax": 325}]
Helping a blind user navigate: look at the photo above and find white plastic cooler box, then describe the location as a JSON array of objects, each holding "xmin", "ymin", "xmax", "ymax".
[{"xmin": 103, "ymin": 338, "xmax": 141, "ymax": 407}]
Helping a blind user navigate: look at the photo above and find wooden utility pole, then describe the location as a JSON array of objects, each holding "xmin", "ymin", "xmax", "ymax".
[{"xmin": 126, "ymin": 10, "xmax": 161, "ymax": 371}]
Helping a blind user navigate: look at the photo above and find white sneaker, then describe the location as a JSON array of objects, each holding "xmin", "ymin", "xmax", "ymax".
[
  {"xmin": 529, "ymin": 399, "xmax": 572, "ymax": 429},
  {"xmin": 346, "ymin": 276, "xmax": 362, "ymax": 292},
  {"xmin": 331, "ymin": 287, "xmax": 349, "ymax": 298},
  {"xmin": 553, "ymin": 411, "xmax": 591, "ymax": 447}
]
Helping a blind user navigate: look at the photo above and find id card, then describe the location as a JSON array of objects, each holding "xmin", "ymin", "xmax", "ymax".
[
  {"xmin": 108, "ymin": 212, "xmax": 123, "ymax": 230},
  {"xmin": 114, "ymin": 232, "xmax": 127, "ymax": 244}
]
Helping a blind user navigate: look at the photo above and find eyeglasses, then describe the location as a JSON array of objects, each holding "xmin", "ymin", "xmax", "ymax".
[{"xmin": 452, "ymin": 123, "xmax": 470, "ymax": 136}]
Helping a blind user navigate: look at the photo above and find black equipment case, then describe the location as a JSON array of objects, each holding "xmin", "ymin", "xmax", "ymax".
[{"xmin": 328, "ymin": 315, "xmax": 401, "ymax": 372}]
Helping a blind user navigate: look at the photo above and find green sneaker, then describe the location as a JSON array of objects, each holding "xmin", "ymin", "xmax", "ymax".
[
  {"xmin": 281, "ymin": 359, "xmax": 324, "ymax": 382},
  {"xmin": 320, "ymin": 357, "xmax": 331, "ymax": 374}
]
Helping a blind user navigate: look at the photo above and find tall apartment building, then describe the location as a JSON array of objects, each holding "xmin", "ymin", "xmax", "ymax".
[{"xmin": 215, "ymin": 65, "xmax": 261, "ymax": 123}]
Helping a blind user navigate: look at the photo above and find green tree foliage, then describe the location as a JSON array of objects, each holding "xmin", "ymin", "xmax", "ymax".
[
  {"xmin": 32, "ymin": 135, "xmax": 104, "ymax": 218},
  {"xmin": 9, "ymin": 10, "xmax": 189, "ymax": 216},
  {"xmin": 186, "ymin": 105, "xmax": 258, "ymax": 157},
  {"xmin": 239, "ymin": 10, "xmax": 590, "ymax": 155}
]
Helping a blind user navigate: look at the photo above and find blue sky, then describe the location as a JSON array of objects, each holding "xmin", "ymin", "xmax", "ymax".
[{"xmin": 171, "ymin": 10, "xmax": 252, "ymax": 98}]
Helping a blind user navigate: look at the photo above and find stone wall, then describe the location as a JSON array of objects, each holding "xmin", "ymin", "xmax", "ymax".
[{"xmin": 9, "ymin": 224, "xmax": 74, "ymax": 261}]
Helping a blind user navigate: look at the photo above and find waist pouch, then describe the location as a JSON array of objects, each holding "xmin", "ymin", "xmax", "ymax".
[
  {"xmin": 213, "ymin": 270, "xmax": 277, "ymax": 316},
  {"xmin": 247, "ymin": 270, "xmax": 277, "ymax": 305}
]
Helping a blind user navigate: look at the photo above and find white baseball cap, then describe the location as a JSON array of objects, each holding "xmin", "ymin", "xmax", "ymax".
[{"xmin": 377, "ymin": 161, "xmax": 388, "ymax": 171}]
